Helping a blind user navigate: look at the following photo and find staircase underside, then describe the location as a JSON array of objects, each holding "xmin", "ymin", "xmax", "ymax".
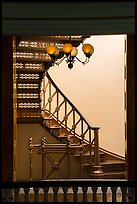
[{"xmin": 16, "ymin": 35, "xmax": 126, "ymax": 179}]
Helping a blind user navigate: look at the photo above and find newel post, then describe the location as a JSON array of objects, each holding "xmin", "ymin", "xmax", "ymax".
[{"xmin": 90, "ymin": 127, "xmax": 103, "ymax": 178}]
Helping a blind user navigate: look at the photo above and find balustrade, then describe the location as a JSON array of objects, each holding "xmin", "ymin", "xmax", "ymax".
[
  {"xmin": 2, "ymin": 180, "xmax": 135, "ymax": 202},
  {"xmin": 40, "ymin": 71, "xmax": 103, "ymax": 177}
]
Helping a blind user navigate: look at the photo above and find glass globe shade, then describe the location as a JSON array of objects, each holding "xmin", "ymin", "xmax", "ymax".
[
  {"xmin": 46, "ymin": 45, "xmax": 57, "ymax": 55},
  {"xmin": 82, "ymin": 43, "xmax": 94, "ymax": 54},
  {"xmin": 62, "ymin": 43, "xmax": 73, "ymax": 54},
  {"xmin": 71, "ymin": 47, "xmax": 78, "ymax": 57},
  {"xmin": 55, "ymin": 48, "xmax": 59, "ymax": 56}
]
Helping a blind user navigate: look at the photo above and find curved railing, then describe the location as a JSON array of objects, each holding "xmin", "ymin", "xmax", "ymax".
[
  {"xmin": 40, "ymin": 71, "xmax": 102, "ymax": 177},
  {"xmin": 41, "ymin": 71, "xmax": 98, "ymax": 145}
]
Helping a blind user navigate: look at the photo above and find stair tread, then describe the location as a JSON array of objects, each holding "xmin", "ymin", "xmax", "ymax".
[
  {"xmin": 74, "ymin": 151, "xmax": 105, "ymax": 157},
  {"xmin": 43, "ymin": 116, "xmax": 53, "ymax": 120},
  {"xmin": 50, "ymin": 125, "xmax": 62, "ymax": 129},
  {"xmin": 104, "ymin": 171, "xmax": 125, "ymax": 175},
  {"xmin": 17, "ymin": 117, "xmax": 43, "ymax": 123},
  {"xmin": 58, "ymin": 135, "xmax": 69, "ymax": 138},
  {"xmin": 100, "ymin": 160, "xmax": 125, "ymax": 165},
  {"xmin": 16, "ymin": 69, "xmax": 44, "ymax": 73},
  {"xmin": 17, "ymin": 79, "xmax": 41, "ymax": 83},
  {"xmin": 17, "ymin": 99, "xmax": 40, "ymax": 102},
  {"xmin": 59, "ymin": 133, "xmax": 74, "ymax": 137},
  {"xmin": 17, "ymin": 89, "xmax": 40, "ymax": 92}
]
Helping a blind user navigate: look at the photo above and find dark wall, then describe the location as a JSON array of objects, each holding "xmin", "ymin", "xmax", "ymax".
[
  {"xmin": 2, "ymin": 36, "xmax": 13, "ymax": 182},
  {"xmin": 127, "ymin": 34, "xmax": 135, "ymax": 181},
  {"xmin": 2, "ymin": 3, "xmax": 135, "ymax": 182}
]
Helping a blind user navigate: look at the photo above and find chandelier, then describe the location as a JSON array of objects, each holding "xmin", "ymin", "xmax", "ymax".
[{"xmin": 46, "ymin": 38, "xmax": 94, "ymax": 69}]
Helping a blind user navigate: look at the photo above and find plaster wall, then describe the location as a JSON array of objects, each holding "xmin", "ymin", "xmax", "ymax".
[
  {"xmin": 17, "ymin": 124, "xmax": 81, "ymax": 180},
  {"xmin": 48, "ymin": 35, "xmax": 126, "ymax": 157}
]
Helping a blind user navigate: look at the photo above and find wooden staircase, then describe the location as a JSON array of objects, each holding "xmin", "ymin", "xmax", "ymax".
[
  {"xmin": 16, "ymin": 36, "xmax": 126, "ymax": 179},
  {"xmin": 17, "ymin": 63, "xmax": 43, "ymax": 123}
]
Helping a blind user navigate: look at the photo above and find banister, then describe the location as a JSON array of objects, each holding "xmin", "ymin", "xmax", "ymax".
[
  {"xmin": 2, "ymin": 179, "xmax": 135, "ymax": 202},
  {"xmin": 46, "ymin": 71, "xmax": 96, "ymax": 130},
  {"xmin": 2, "ymin": 179, "xmax": 134, "ymax": 188},
  {"xmin": 41, "ymin": 70, "xmax": 103, "ymax": 178}
]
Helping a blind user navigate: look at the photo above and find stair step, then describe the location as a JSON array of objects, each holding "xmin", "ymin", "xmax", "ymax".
[
  {"xmin": 17, "ymin": 108, "xmax": 41, "ymax": 111},
  {"xmin": 17, "ymin": 79, "xmax": 41, "ymax": 83},
  {"xmin": 74, "ymin": 151, "xmax": 105, "ymax": 157},
  {"xmin": 103, "ymin": 172, "xmax": 125, "ymax": 179},
  {"xmin": 17, "ymin": 89, "xmax": 40, "ymax": 94},
  {"xmin": 50, "ymin": 125, "xmax": 62, "ymax": 129},
  {"xmin": 17, "ymin": 98, "xmax": 40, "ymax": 103},
  {"xmin": 43, "ymin": 116, "xmax": 53, "ymax": 120},
  {"xmin": 16, "ymin": 69, "xmax": 44, "ymax": 73},
  {"xmin": 17, "ymin": 58, "xmax": 51, "ymax": 62},
  {"xmin": 58, "ymin": 134, "xmax": 73, "ymax": 138},
  {"xmin": 17, "ymin": 110, "xmax": 42, "ymax": 118},
  {"xmin": 17, "ymin": 117, "xmax": 43, "ymax": 123},
  {"xmin": 100, "ymin": 161, "xmax": 125, "ymax": 173},
  {"xmin": 17, "ymin": 88, "xmax": 40, "ymax": 92}
]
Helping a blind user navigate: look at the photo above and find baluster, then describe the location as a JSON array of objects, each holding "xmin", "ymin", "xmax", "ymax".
[
  {"xmin": 80, "ymin": 119, "xmax": 84, "ymax": 178},
  {"xmin": 43, "ymin": 187, "xmax": 49, "ymax": 202},
  {"xmin": 89, "ymin": 128, "xmax": 93, "ymax": 165},
  {"xmin": 111, "ymin": 187, "xmax": 117, "ymax": 202},
  {"xmin": 33, "ymin": 187, "xmax": 39, "ymax": 202},
  {"xmin": 14, "ymin": 188, "xmax": 20, "ymax": 202},
  {"xmin": 3, "ymin": 189, "xmax": 13, "ymax": 202},
  {"xmin": 62, "ymin": 187, "xmax": 68, "ymax": 202},
  {"xmin": 56, "ymin": 91, "xmax": 59, "ymax": 121},
  {"xmin": 73, "ymin": 109, "xmax": 75, "ymax": 138},
  {"xmin": 67, "ymin": 138, "xmax": 71, "ymax": 178},
  {"xmin": 42, "ymin": 137, "xmax": 46, "ymax": 179},
  {"xmin": 101, "ymin": 187, "xmax": 107, "ymax": 202},
  {"xmin": 65, "ymin": 99, "xmax": 67, "ymax": 129},
  {"xmin": 93, "ymin": 127, "xmax": 100, "ymax": 166},
  {"xmin": 92, "ymin": 187, "xmax": 98, "ymax": 202},
  {"xmin": 29, "ymin": 137, "xmax": 33, "ymax": 180},
  {"xmin": 121, "ymin": 187, "xmax": 127, "ymax": 202},
  {"xmin": 44, "ymin": 75, "xmax": 47, "ymax": 108},
  {"xmin": 42, "ymin": 77, "xmax": 45, "ymax": 108},
  {"xmin": 48, "ymin": 80, "xmax": 51, "ymax": 113},
  {"xmin": 82, "ymin": 186, "xmax": 88, "ymax": 202},
  {"xmin": 90, "ymin": 127, "xmax": 103, "ymax": 178},
  {"xmin": 53, "ymin": 187, "xmax": 59, "ymax": 202},
  {"xmin": 72, "ymin": 187, "xmax": 78, "ymax": 202},
  {"xmin": 128, "ymin": 187, "xmax": 135, "ymax": 202},
  {"xmin": 24, "ymin": 187, "xmax": 30, "ymax": 202}
]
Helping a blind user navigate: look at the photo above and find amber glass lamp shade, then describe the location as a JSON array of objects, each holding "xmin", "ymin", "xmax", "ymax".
[
  {"xmin": 55, "ymin": 48, "xmax": 59, "ymax": 56},
  {"xmin": 62, "ymin": 43, "xmax": 73, "ymax": 54},
  {"xmin": 46, "ymin": 45, "xmax": 58, "ymax": 55},
  {"xmin": 71, "ymin": 47, "xmax": 78, "ymax": 57},
  {"xmin": 82, "ymin": 43, "xmax": 94, "ymax": 55}
]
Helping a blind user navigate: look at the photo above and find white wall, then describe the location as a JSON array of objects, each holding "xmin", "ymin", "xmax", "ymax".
[{"xmin": 48, "ymin": 35, "xmax": 126, "ymax": 157}]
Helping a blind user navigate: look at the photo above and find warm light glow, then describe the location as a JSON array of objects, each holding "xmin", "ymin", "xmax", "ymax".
[
  {"xmin": 62, "ymin": 43, "xmax": 73, "ymax": 54},
  {"xmin": 71, "ymin": 47, "xmax": 78, "ymax": 57},
  {"xmin": 55, "ymin": 48, "xmax": 59, "ymax": 56},
  {"xmin": 46, "ymin": 45, "xmax": 57, "ymax": 55},
  {"xmin": 82, "ymin": 43, "xmax": 94, "ymax": 54},
  {"xmin": 46, "ymin": 38, "xmax": 94, "ymax": 68}
]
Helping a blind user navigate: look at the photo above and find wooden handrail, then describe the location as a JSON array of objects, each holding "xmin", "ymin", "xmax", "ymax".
[
  {"xmin": 2, "ymin": 179, "xmax": 133, "ymax": 188},
  {"xmin": 46, "ymin": 71, "xmax": 94, "ymax": 129},
  {"xmin": 2, "ymin": 179, "xmax": 135, "ymax": 202},
  {"xmin": 41, "ymin": 71, "xmax": 103, "ymax": 177},
  {"xmin": 41, "ymin": 71, "xmax": 99, "ymax": 145}
]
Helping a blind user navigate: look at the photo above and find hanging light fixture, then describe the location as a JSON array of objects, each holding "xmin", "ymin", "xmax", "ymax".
[{"xmin": 46, "ymin": 37, "xmax": 94, "ymax": 69}]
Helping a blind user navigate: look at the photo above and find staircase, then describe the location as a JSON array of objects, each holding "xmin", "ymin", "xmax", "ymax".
[{"xmin": 16, "ymin": 36, "xmax": 125, "ymax": 179}]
